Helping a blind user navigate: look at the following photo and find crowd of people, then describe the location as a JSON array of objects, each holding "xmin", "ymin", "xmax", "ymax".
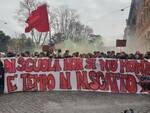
[{"xmin": 0, "ymin": 49, "xmax": 150, "ymax": 59}]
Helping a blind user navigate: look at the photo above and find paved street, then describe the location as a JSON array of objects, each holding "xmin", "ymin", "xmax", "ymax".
[{"xmin": 0, "ymin": 91, "xmax": 150, "ymax": 113}]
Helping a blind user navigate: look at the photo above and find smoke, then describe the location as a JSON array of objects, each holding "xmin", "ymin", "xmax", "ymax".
[
  {"xmin": 55, "ymin": 38, "xmax": 104, "ymax": 53},
  {"xmin": 55, "ymin": 36, "xmax": 150, "ymax": 54},
  {"xmin": 125, "ymin": 37, "xmax": 150, "ymax": 54}
]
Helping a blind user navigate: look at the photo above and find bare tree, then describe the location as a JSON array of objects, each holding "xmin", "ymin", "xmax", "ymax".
[{"xmin": 50, "ymin": 6, "xmax": 94, "ymax": 42}]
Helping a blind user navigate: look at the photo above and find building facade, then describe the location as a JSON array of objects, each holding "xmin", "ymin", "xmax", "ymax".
[{"xmin": 124, "ymin": 0, "xmax": 150, "ymax": 52}]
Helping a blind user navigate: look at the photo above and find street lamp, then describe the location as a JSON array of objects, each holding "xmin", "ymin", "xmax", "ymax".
[{"xmin": 121, "ymin": 6, "xmax": 130, "ymax": 12}]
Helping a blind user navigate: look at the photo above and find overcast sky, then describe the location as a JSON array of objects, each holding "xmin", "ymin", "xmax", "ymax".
[{"xmin": 0, "ymin": 0, "xmax": 131, "ymax": 46}]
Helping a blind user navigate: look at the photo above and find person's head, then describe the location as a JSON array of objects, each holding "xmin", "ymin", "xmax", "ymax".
[
  {"xmin": 145, "ymin": 51, "xmax": 150, "ymax": 59},
  {"xmin": 20, "ymin": 52, "xmax": 25, "ymax": 57},
  {"xmin": 63, "ymin": 50, "xmax": 70, "ymax": 58},
  {"xmin": 111, "ymin": 51, "xmax": 115, "ymax": 54},
  {"xmin": 120, "ymin": 52, "xmax": 126, "ymax": 56},
  {"xmin": 0, "ymin": 52, "xmax": 5, "ymax": 58},
  {"xmin": 49, "ymin": 48, "xmax": 54, "ymax": 54},
  {"xmin": 93, "ymin": 51, "xmax": 97, "ymax": 55},
  {"xmin": 72, "ymin": 52, "xmax": 79, "ymax": 57},
  {"xmin": 101, "ymin": 52, "xmax": 106, "ymax": 58},
  {"xmin": 75, "ymin": 52, "xmax": 79, "ymax": 57},
  {"xmin": 123, "ymin": 110, "xmax": 128, "ymax": 113},
  {"xmin": 116, "ymin": 53, "xmax": 121, "ymax": 57},
  {"xmin": 39, "ymin": 52, "xmax": 45, "ymax": 57},
  {"xmin": 110, "ymin": 51, "xmax": 115, "ymax": 57},
  {"xmin": 24, "ymin": 51, "xmax": 30, "ymax": 57},
  {"xmin": 7, "ymin": 51, "xmax": 16, "ymax": 57},
  {"xmin": 94, "ymin": 51, "xmax": 101, "ymax": 58},
  {"xmin": 119, "ymin": 52, "xmax": 127, "ymax": 59},
  {"xmin": 65, "ymin": 50, "xmax": 69, "ymax": 54},
  {"xmin": 147, "ymin": 51, "xmax": 150, "ymax": 55},
  {"xmin": 82, "ymin": 54, "xmax": 86, "ymax": 58},
  {"xmin": 64, "ymin": 50, "xmax": 69, "ymax": 55},
  {"xmin": 129, "ymin": 108, "xmax": 134, "ymax": 113},
  {"xmin": 80, "ymin": 54, "xmax": 83, "ymax": 58},
  {"xmin": 87, "ymin": 53, "xmax": 93, "ymax": 58},
  {"xmin": 16, "ymin": 53, "xmax": 20, "ymax": 57},
  {"xmin": 34, "ymin": 52, "xmax": 39, "ymax": 57},
  {"xmin": 72, "ymin": 52, "xmax": 76, "ymax": 57},
  {"xmin": 107, "ymin": 51, "xmax": 111, "ymax": 57},
  {"xmin": 58, "ymin": 49, "xmax": 62, "ymax": 53},
  {"xmin": 128, "ymin": 53, "xmax": 135, "ymax": 59},
  {"xmin": 135, "ymin": 52, "xmax": 142, "ymax": 59},
  {"xmin": 73, "ymin": 52, "xmax": 80, "ymax": 57},
  {"xmin": 107, "ymin": 51, "xmax": 110, "ymax": 54}
]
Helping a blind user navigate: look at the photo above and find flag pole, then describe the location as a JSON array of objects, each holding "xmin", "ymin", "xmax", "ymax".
[
  {"xmin": 49, "ymin": 29, "xmax": 51, "ymax": 45},
  {"xmin": 48, "ymin": 9, "xmax": 52, "ymax": 46}
]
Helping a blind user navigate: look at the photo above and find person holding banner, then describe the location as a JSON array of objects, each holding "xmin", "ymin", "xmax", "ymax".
[{"xmin": 0, "ymin": 60, "xmax": 4, "ymax": 94}]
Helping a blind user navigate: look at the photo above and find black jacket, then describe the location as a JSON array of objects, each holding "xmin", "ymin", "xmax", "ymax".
[{"xmin": 0, "ymin": 60, "xmax": 4, "ymax": 86}]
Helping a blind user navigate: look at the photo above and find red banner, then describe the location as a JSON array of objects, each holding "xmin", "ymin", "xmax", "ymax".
[{"xmin": 1, "ymin": 58, "xmax": 150, "ymax": 94}]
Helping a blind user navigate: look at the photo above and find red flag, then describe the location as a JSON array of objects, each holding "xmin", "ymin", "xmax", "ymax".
[{"xmin": 25, "ymin": 4, "xmax": 50, "ymax": 32}]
